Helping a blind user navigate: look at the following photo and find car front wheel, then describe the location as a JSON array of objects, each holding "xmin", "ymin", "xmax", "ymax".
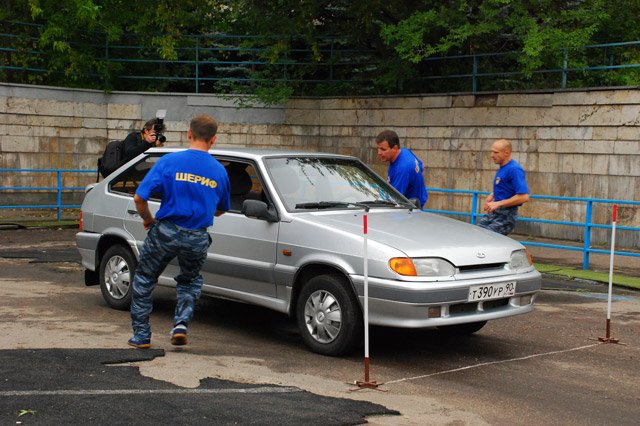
[
  {"xmin": 99, "ymin": 244, "xmax": 136, "ymax": 311},
  {"xmin": 296, "ymin": 274, "xmax": 362, "ymax": 356}
]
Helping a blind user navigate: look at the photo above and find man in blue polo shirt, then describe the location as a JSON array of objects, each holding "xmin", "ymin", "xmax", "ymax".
[
  {"xmin": 478, "ymin": 139, "xmax": 530, "ymax": 235},
  {"xmin": 375, "ymin": 129, "xmax": 428, "ymax": 207},
  {"xmin": 128, "ymin": 114, "xmax": 230, "ymax": 349}
]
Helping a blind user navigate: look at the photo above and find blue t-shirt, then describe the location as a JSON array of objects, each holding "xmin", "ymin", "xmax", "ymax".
[
  {"xmin": 493, "ymin": 159, "xmax": 529, "ymax": 202},
  {"xmin": 388, "ymin": 148, "xmax": 428, "ymax": 207},
  {"xmin": 136, "ymin": 150, "xmax": 231, "ymax": 229}
]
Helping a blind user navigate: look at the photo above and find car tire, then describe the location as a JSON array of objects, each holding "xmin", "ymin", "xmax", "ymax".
[
  {"xmin": 296, "ymin": 274, "xmax": 363, "ymax": 356},
  {"xmin": 99, "ymin": 244, "xmax": 137, "ymax": 311},
  {"xmin": 437, "ymin": 320, "xmax": 487, "ymax": 336}
]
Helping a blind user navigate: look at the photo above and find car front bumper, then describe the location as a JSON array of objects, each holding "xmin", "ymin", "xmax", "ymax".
[{"xmin": 350, "ymin": 269, "xmax": 541, "ymax": 328}]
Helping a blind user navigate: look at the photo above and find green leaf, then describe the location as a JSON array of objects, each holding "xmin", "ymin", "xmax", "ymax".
[{"xmin": 18, "ymin": 409, "xmax": 37, "ymax": 417}]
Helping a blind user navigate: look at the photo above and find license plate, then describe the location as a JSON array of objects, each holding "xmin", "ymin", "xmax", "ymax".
[{"xmin": 468, "ymin": 282, "xmax": 516, "ymax": 302}]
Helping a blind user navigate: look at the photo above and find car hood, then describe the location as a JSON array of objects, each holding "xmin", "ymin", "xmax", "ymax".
[{"xmin": 300, "ymin": 209, "xmax": 523, "ymax": 266}]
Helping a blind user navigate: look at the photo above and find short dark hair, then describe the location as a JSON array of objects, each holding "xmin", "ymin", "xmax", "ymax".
[
  {"xmin": 142, "ymin": 118, "xmax": 166, "ymax": 133},
  {"xmin": 375, "ymin": 129, "xmax": 400, "ymax": 149},
  {"xmin": 189, "ymin": 114, "xmax": 218, "ymax": 141}
]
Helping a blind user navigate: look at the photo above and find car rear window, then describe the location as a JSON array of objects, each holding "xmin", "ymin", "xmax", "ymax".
[
  {"xmin": 109, "ymin": 155, "xmax": 268, "ymax": 207},
  {"xmin": 109, "ymin": 155, "xmax": 161, "ymax": 199}
]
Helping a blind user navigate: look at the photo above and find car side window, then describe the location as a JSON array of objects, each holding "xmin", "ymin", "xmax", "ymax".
[
  {"xmin": 221, "ymin": 161, "xmax": 267, "ymax": 212},
  {"xmin": 109, "ymin": 155, "xmax": 161, "ymax": 200}
]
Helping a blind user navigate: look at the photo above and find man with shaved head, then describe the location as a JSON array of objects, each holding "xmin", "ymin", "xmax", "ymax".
[{"xmin": 478, "ymin": 139, "xmax": 530, "ymax": 235}]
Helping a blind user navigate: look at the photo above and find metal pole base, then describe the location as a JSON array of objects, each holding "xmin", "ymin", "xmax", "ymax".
[
  {"xmin": 597, "ymin": 336, "xmax": 620, "ymax": 344},
  {"xmin": 597, "ymin": 319, "xmax": 620, "ymax": 344},
  {"xmin": 349, "ymin": 380, "xmax": 386, "ymax": 392},
  {"xmin": 349, "ymin": 356, "xmax": 387, "ymax": 391}
]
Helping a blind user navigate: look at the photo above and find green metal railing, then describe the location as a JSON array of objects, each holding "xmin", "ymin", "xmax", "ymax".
[{"xmin": 2, "ymin": 21, "xmax": 640, "ymax": 94}]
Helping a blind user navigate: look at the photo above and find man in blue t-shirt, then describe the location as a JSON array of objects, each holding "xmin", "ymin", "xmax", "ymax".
[
  {"xmin": 478, "ymin": 139, "xmax": 530, "ymax": 235},
  {"xmin": 128, "ymin": 114, "xmax": 230, "ymax": 349},
  {"xmin": 375, "ymin": 129, "xmax": 428, "ymax": 207}
]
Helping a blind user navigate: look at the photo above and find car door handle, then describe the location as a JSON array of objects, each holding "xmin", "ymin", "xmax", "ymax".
[{"xmin": 127, "ymin": 209, "xmax": 139, "ymax": 216}]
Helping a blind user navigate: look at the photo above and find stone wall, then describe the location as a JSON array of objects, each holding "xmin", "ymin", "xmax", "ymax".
[
  {"xmin": 281, "ymin": 93, "xmax": 640, "ymax": 247},
  {"xmin": 1, "ymin": 83, "xmax": 638, "ymax": 246}
]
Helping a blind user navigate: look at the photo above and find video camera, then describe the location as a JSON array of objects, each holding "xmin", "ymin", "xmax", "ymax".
[{"xmin": 154, "ymin": 109, "xmax": 167, "ymax": 143}]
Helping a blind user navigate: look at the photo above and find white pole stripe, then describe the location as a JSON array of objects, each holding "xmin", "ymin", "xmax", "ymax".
[
  {"xmin": 385, "ymin": 343, "xmax": 601, "ymax": 385},
  {"xmin": 0, "ymin": 386, "xmax": 302, "ymax": 397},
  {"xmin": 363, "ymin": 211, "xmax": 369, "ymax": 360},
  {"xmin": 607, "ymin": 204, "xmax": 617, "ymax": 321}
]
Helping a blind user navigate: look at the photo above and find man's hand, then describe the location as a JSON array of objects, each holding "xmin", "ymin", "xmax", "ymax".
[
  {"xmin": 484, "ymin": 201, "xmax": 500, "ymax": 213},
  {"xmin": 134, "ymin": 194, "xmax": 155, "ymax": 230},
  {"xmin": 142, "ymin": 217, "xmax": 155, "ymax": 230},
  {"xmin": 483, "ymin": 193, "xmax": 495, "ymax": 212},
  {"xmin": 484, "ymin": 193, "xmax": 529, "ymax": 213}
]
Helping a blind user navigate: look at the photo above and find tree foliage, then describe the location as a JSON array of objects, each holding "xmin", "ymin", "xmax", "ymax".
[
  {"xmin": 2, "ymin": 0, "xmax": 640, "ymax": 102},
  {"xmin": 380, "ymin": 0, "xmax": 640, "ymax": 90}
]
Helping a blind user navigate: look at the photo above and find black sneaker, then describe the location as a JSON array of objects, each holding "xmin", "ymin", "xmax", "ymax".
[{"xmin": 170, "ymin": 325, "xmax": 188, "ymax": 346}]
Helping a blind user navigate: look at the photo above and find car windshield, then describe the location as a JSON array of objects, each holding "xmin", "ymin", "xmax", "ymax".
[{"xmin": 264, "ymin": 156, "xmax": 411, "ymax": 211}]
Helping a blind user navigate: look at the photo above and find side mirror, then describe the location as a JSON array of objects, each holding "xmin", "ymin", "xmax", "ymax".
[{"xmin": 241, "ymin": 199, "xmax": 278, "ymax": 222}]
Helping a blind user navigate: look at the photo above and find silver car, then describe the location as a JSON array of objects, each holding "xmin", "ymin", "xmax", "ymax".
[{"xmin": 77, "ymin": 148, "xmax": 541, "ymax": 356}]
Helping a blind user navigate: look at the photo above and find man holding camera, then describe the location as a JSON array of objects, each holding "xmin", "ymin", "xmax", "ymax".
[
  {"xmin": 128, "ymin": 114, "xmax": 230, "ymax": 349},
  {"xmin": 122, "ymin": 117, "xmax": 167, "ymax": 163}
]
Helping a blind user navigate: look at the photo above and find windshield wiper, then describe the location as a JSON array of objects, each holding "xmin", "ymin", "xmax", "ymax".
[
  {"xmin": 358, "ymin": 199, "xmax": 398, "ymax": 207},
  {"xmin": 295, "ymin": 199, "xmax": 414, "ymax": 210},
  {"xmin": 359, "ymin": 199, "xmax": 416, "ymax": 211},
  {"xmin": 294, "ymin": 201, "xmax": 352, "ymax": 209}
]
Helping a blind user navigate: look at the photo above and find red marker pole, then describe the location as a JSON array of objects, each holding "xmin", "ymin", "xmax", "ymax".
[
  {"xmin": 363, "ymin": 212, "xmax": 370, "ymax": 381},
  {"xmin": 353, "ymin": 208, "xmax": 383, "ymax": 390},
  {"xmin": 599, "ymin": 204, "xmax": 620, "ymax": 343}
]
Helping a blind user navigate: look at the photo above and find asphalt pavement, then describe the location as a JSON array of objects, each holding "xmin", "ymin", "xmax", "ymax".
[
  {"xmin": 0, "ymin": 227, "xmax": 401, "ymax": 424},
  {"xmin": 0, "ymin": 349, "xmax": 396, "ymax": 425},
  {"xmin": 0, "ymin": 226, "xmax": 638, "ymax": 425}
]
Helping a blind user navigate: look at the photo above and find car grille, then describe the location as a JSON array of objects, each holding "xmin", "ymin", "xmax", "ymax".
[
  {"xmin": 457, "ymin": 262, "xmax": 505, "ymax": 272},
  {"xmin": 449, "ymin": 298, "xmax": 509, "ymax": 315}
]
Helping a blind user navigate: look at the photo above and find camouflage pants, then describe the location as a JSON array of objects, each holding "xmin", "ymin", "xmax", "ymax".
[
  {"xmin": 130, "ymin": 220, "xmax": 211, "ymax": 341},
  {"xmin": 478, "ymin": 207, "xmax": 519, "ymax": 236}
]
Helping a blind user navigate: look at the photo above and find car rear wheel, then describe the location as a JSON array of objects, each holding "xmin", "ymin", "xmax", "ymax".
[
  {"xmin": 99, "ymin": 244, "xmax": 136, "ymax": 311},
  {"xmin": 296, "ymin": 274, "xmax": 362, "ymax": 356},
  {"xmin": 437, "ymin": 320, "xmax": 487, "ymax": 336}
]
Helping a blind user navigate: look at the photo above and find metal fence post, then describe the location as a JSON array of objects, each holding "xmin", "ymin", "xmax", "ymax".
[
  {"xmin": 195, "ymin": 36, "xmax": 200, "ymax": 94},
  {"xmin": 330, "ymin": 39, "xmax": 335, "ymax": 81},
  {"xmin": 472, "ymin": 55, "xmax": 478, "ymax": 93},
  {"xmin": 471, "ymin": 192, "xmax": 479, "ymax": 224},
  {"xmin": 583, "ymin": 200, "xmax": 592, "ymax": 269},
  {"xmin": 284, "ymin": 52, "xmax": 288, "ymax": 82},
  {"xmin": 56, "ymin": 171, "xmax": 62, "ymax": 222},
  {"xmin": 561, "ymin": 49, "xmax": 568, "ymax": 89}
]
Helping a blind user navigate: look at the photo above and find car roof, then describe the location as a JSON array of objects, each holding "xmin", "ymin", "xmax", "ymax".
[{"xmin": 146, "ymin": 147, "xmax": 356, "ymax": 161}]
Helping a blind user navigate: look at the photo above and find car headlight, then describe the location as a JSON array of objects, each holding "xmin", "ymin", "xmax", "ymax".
[
  {"xmin": 510, "ymin": 249, "xmax": 533, "ymax": 270},
  {"xmin": 389, "ymin": 257, "xmax": 455, "ymax": 277}
]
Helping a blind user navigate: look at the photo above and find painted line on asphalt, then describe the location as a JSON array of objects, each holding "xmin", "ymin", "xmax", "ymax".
[
  {"xmin": 0, "ymin": 386, "xmax": 303, "ymax": 397},
  {"xmin": 385, "ymin": 343, "xmax": 601, "ymax": 385}
]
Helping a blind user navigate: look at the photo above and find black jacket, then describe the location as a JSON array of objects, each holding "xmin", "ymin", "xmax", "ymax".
[{"xmin": 122, "ymin": 131, "xmax": 155, "ymax": 163}]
